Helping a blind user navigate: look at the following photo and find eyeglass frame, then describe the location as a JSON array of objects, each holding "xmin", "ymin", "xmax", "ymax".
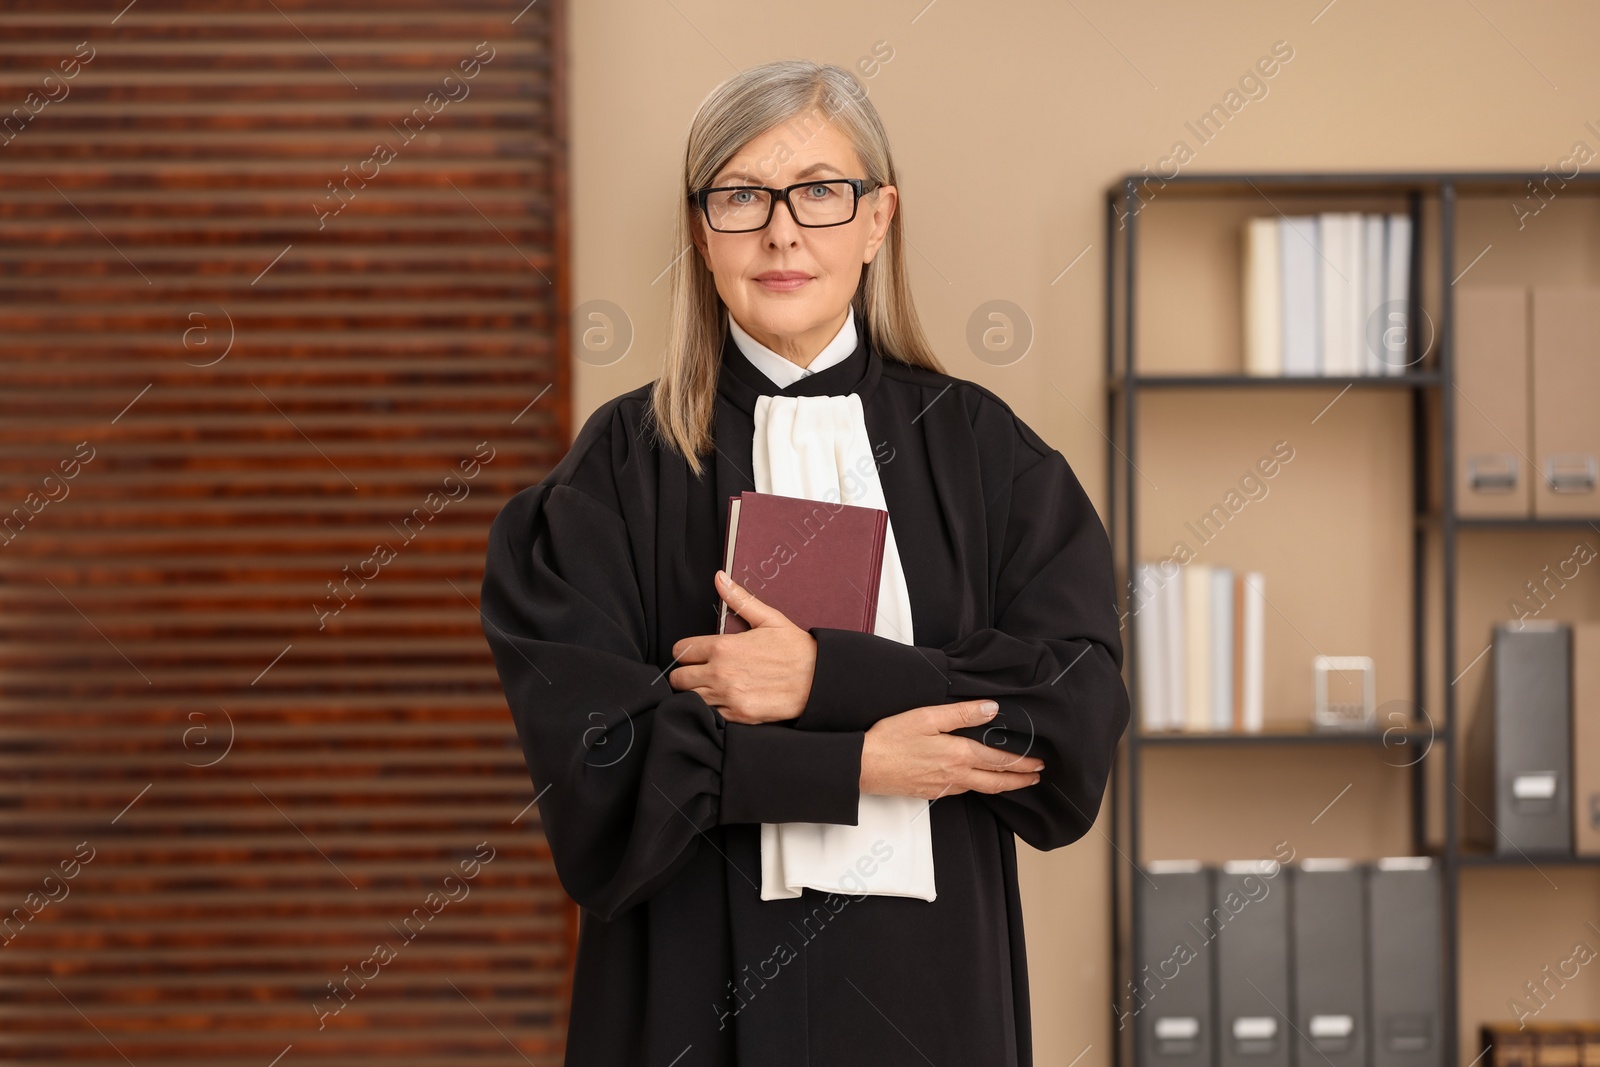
[{"xmin": 688, "ymin": 177, "xmax": 883, "ymax": 233}]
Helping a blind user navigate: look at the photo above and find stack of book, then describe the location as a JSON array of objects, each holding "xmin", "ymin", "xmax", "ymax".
[
  {"xmin": 1480, "ymin": 1022, "xmax": 1600, "ymax": 1067},
  {"xmin": 1131, "ymin": 562, "xmax": 1265, "ymax": 733},
  {"xmin": 1242, "ymin": 212, "xmax": 1413, "ymax": 376}
]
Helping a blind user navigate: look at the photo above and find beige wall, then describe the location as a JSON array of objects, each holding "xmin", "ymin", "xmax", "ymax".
[{"xmin": 566, "ymin": 2, "xmax": 1600, "ymax": 1062}]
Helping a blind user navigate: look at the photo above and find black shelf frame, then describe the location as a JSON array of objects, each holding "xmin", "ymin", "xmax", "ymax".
[
  {"xmin": 1454, "ymin": 515, "xmax": 1600, "ymax": 530},
  {"xmin": 1135, "ymin": 726, "xmax": 1437, "ymax": 748},
  {"xmin": 1455, "ymin": 853, "xmax": 1600, "ymax": 868},
  {"xmin": 1103, "ymin": 169, "xmax": 1600, "ymax": 1067},
  {"xmin": 1109, "ymin": 371, "xmax": 1443, "ymax": 391}
]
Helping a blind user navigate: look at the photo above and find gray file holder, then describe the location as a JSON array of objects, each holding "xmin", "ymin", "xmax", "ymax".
[
  {"xmin": 1136, "ymin": 861, "xmax": 1214, "ymax": 1067},
  {"xmin": 1291, "ymin": 860, "xmax": 1368, "ymax": 1067},
  {"xmin": 1491, "ymin": 622, "xmax": 1574, "ymax": 854},
  {"xmin": 1366, "ymin": 857, "xmax": 1443, "ymax": 1067},
  {"xmin": 1212, "ymin": 860, "xmax": 1291, "ymax": 1067}
]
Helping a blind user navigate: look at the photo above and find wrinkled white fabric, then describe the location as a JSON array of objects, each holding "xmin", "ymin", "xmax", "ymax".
[{"xmin": 750, "ymin": 392, "xmax": 937, "ymax": 902}]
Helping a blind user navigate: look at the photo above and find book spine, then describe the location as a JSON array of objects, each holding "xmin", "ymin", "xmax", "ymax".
[
  {"xmin": 1165, "ymin": 567, "xmax": 1186, "ymax": 731},
  {"xmin": 1243, "ymin": 572, "xmax": 1265, "ymax": 732},
  {"xmin": 1232, "ymin": 570, "xmax": 1245, "ymax": 731},
  {"xmin": 1183, "ymin": 564, "xmax": 1212, "ymax": 731},
  {"xmin": 1209, "ymin": 566, "xmax": 1233, "ymax": 730},
  {"xmin": 1134, "ymin": 563, "xmax": 1165, "ymax": 732},
  {"xmin": 863, "ymin": 512, "xmax": 888, "ymax": 632},
  {"xmin": 1244, "ymin": 217, "xmax": 1284, "ymax": 376}
]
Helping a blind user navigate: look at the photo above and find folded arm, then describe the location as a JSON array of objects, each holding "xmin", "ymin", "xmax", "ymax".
[
  {"xmin": 791, "ymin": 446, "xmax": 1130, "ymax": 851},
  {"xmin": 481, "ymin": 480, "xmax": 865, "ymax": 922}
]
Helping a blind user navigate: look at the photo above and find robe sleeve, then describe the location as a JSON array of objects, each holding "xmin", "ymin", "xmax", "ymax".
[
  {"xmin": 791, "ymin": 431, "xmax": 1130, "ymax": 854},
  {"xmin": 481, "ymin": 477, "xmax": 864, "ymax": 922}
]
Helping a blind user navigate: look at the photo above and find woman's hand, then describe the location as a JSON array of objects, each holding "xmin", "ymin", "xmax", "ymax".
[
  {"xmin": 667, "ymin": 570, "xmax": 817, "ymax": 724},
  {"xmin": 860, "ymin": 700, "xmax": 1045, "ymax": 799}
]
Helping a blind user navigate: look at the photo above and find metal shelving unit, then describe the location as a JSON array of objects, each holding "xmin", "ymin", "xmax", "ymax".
[{"xmin": 1103, "ymin": 169, "xmax": 1600, "ymax": 1067}]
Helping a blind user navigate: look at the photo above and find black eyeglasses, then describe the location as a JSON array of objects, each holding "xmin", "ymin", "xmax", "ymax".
[{"xmin": 689, "ymin": 178, "xmax": 881, "ymax": 233}]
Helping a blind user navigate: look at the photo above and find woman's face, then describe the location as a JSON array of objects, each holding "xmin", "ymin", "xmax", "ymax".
[{"xmin": 691, "ymin": 119, "xmax": 897, "ymax": 363}]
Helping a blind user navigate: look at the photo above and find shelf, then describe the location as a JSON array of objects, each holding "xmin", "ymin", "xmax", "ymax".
[
  {"xmin": 1136, "ymin": 725, "xmax": 1435, "ymax": 747},
  {"xmin": 1454, "ymin": 851, "xmax": 1600, "ymax": 868},
  {"xmin": 1111, "ymin": 372, "xmax": 1440, "ymax": 391},
  {"xmin": 1413, "ymin": 514, "xmax": 1600, "ymax": 529},
  {"xmin": 1110, "ymin": 169, "xmax": 1600, "ymax": 200},
  {"xmin": 1103, "ymin": 168, "xmax": 1597, "ymax": 1067},
  {"xmin": 1453, "ymin": 515, "xmax": 1600, "ymax": 530}
]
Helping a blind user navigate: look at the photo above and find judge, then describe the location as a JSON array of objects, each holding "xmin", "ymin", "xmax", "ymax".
[{"xmin": 480, "ymin": 58, "xmax": 1130, "ymax": 1067}]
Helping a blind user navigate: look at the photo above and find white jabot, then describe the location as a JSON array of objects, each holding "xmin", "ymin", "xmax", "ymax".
[
  {"xmin": 749, "ymin": 388, "xmax": 937, "ymax": 902},
  {"xmin": 729, "ymin": 308, "xmax": 857, "ymax": 388}
]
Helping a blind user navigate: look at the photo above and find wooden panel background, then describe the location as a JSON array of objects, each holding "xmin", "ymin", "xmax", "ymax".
[{"xmin": 0, "ymin": 1, "xmax": 573, "ymax": 1063}]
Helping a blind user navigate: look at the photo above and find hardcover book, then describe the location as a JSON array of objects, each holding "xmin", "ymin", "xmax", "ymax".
[{"xmin": 718, "ymin": 490, "xmax": 888, "ymax": 635}]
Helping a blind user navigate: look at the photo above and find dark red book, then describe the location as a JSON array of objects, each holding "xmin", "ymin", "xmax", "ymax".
[{"xmin": 717, "ymin": 491, "xmax": 887, "ymax": 635}]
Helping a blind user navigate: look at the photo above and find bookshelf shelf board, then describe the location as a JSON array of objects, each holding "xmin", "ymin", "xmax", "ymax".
[
  {"xmin": 1453, "ymin": 515, "xmax": 1600, "ymax": 530},
  {"xmin": 1111, "ymin": 372, "xmax": 1440, "ymax": 391},
  {"xmin": 1454, "ymin": 852, "xmax": 1600, "ymax": 868},
  {"xmin": 1136, "ymin": 725, "xmax": 1433, "ymax": 747},
  {"xmin": 1110, "ymin": 169, "xmax": 1600, "ymax": 200}
]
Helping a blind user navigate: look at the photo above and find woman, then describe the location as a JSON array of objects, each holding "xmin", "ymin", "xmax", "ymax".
[{"xmin": 480, "ymin": 59, "xmax": 1129, "ymax": 1067}]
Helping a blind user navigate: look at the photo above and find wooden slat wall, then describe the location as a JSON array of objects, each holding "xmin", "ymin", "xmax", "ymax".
[{"xmin": 0, "ymin": 1, "xmax": 572, "ymax": 1063}]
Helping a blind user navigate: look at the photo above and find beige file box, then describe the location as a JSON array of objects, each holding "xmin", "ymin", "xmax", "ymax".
[
  {"xmin": 1576, "ymin": 623, "xmax": 1600, "ymax": 857},
  {"xmin": 1531, "ymin": 288, "xmax": 1600, "ymax": 517},
  {"xmin": 1455, "ymin": 287, "xmax": 1530, "ymax": 517}
]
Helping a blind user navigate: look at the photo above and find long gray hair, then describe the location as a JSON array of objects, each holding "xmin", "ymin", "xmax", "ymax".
[{"xmin": 650, "ymin": 59, "xmax": 945, "ymax": 478}]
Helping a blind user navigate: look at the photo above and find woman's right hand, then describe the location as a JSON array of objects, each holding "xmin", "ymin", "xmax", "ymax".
[{"xmin": 859, "ymin": 699, "xmax": 1045, "ymax": 800}]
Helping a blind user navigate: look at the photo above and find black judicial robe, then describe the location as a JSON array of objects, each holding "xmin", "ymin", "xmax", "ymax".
[{"xmin": 479, "ymin": 321, "xmax": 1130, "ymax": 1067}]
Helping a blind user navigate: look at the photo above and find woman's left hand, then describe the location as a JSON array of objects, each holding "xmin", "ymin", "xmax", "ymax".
[{"xmin": 668, "ymin": 570, "xmax": 816, "ymax": 724}]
